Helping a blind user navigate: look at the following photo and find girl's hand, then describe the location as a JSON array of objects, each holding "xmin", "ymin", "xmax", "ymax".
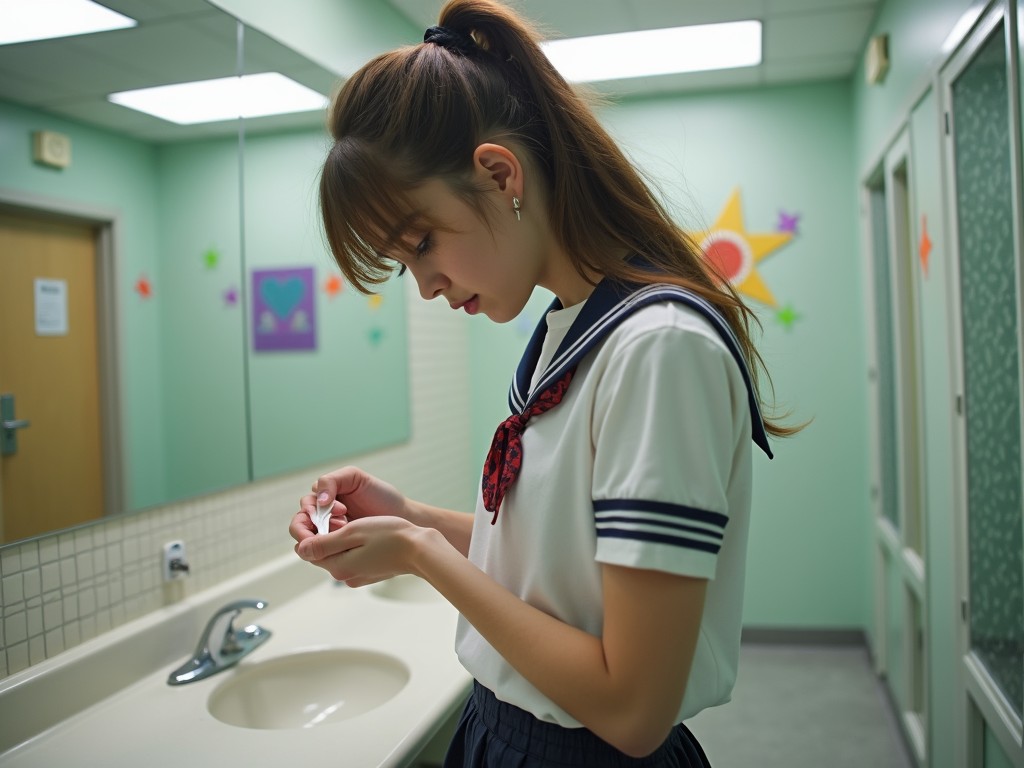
[
  {"xmin": 290, "ymin": 466, "xmax": 408, "ymax": 546},
  {"xmin": 294, "ymin": 515, "xmax": 429, "ymax": 587}
]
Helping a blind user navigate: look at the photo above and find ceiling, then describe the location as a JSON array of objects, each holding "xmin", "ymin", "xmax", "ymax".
[
  {"xmin": 0, "ymin": 0, "xmax": 338, "ymax": 142},
  {"xmin": 0, "ymin": 0, "xmax": 879, "ymax": 143},
  {"xmin": 385, "ymin": 0, "xmax": 882, "ymax": 97}
]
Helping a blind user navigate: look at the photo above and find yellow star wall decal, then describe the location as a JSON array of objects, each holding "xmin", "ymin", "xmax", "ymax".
[{"xmin": 688, "ymin": 189, "xmax": 793, "ymax": 307}]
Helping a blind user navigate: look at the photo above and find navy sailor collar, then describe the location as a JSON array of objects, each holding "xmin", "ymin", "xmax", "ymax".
[{"xmin": 508, "ymin": 276, "xmax": 774, "ymax": 459}]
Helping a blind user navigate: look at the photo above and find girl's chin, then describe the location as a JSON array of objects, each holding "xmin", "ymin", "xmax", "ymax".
[{"xmin": 483, "ymin": 294, "xmax": 532, "ymax": 324}]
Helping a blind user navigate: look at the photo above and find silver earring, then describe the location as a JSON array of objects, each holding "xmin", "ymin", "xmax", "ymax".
[{"xmin": 512, "ymin": 196, "xmax": 521, "ymax": 221}]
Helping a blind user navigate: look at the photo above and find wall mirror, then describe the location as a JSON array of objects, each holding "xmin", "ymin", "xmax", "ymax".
[{"xmin": 0, "ymin": 0, "xmax": 410, "ymax": 546}]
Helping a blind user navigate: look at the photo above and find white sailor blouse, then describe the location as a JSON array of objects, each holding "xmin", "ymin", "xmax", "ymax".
[{"xmin": 455, "ymin": 273, "xmax": 774, "ymax": 727}]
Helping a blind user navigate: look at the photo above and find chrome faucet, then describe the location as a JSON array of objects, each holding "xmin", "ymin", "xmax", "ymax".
[{"xmin": 167, "ymin": 599, "xmax": 271, "ymax": 686}]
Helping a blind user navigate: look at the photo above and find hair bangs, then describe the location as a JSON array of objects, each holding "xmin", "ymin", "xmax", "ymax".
[{"xmin": 319, "ymin": 137, "xmax": 425, "ymax": 293}]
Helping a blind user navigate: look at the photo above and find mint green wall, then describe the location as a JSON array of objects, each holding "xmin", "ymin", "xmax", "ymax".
[
  {"xmin": 0, "ymin": 100, "xmax": 168, "ymax": 508},
  {"xmin": 607, "ymin": 83, "xmax": 868, "ymax": 629},
  {"xmin": 469, "ymin": 81, "xmax": 870, "ymax": 630},
  {"xmin": 156, "ymin": 127, "xmax": 412, "ymax": 496},
  {"xmin": 155, "ymin": 139, "xmax": 249, "ymax": 500},
  {"xmin": 242, "ymin": 129, "xmax": 410, "ymax": 478}
]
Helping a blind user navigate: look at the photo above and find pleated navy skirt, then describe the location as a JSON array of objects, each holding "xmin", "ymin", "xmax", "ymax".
[{"xmin": 443, "ymin": 682, "xmax": 712, "ymax": 768}]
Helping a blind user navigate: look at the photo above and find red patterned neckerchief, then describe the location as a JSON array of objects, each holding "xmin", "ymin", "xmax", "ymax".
[{"xmin": 481, "ymin": 369, "xmax": 574, "ymax": 523}]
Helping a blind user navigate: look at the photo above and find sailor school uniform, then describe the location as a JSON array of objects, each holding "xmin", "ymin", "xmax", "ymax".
[{"xmin": 454, "ymin": 274, "xmax": 774, "ymax": 730}]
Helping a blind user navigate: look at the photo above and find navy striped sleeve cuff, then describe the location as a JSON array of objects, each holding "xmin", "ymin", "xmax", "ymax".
[{"xmin": 593, "ymin": 498, "xmax": 728, "ymax": 555}]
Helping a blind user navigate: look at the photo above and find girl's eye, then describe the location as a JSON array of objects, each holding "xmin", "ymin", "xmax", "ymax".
[
  {"xmin": 392, "ymin": 233, "xmax": 431, "ymax": 277},
  {"xmin": 415, "ymin": 233, "xmax": 433, "ymax": 259}
]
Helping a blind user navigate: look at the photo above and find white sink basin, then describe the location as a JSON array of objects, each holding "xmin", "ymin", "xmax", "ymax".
[
  {"xmin": 207, "ymin": 649, "xmax": 410, "ymax": 730},
  {"xmin": 370, "ymin": 574, "xmax": 444, "ymax": 603}
]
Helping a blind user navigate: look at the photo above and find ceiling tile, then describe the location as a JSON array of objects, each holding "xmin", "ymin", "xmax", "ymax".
[
  {"xmin": 73, "ymin": 16, "xmax": 239, "ymax": 88},
  {"xmin": 516, "ymin": 0, "xmax": 634, "ymax": 39},
  {"xmin": 766, "ymin": 0, "xmax": 877, "ymax": 13},
  {"xmin": 764, "ymin": 6, "xmax": 876, "ymax": 60},
  {"xmin": 1, "ymin": 38, "xmax": 137, "ymax": 100},
  {"xmin": 625, "ymin": 0, "xmax": 767, "ymax": 28},
  {"xmin": 762, "ymin": 53, "xmax": 857, "ymax": 83},
  {"xmin": 0, "ymin": 62, "xmax": 77, "ymax": 105},
  {"xmin": 97, "ymin": 0, "xmax": 217, "ymax": 23}
]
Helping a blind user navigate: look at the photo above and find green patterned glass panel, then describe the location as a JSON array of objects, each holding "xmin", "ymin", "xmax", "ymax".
[
  {"xmin": 952, "ymin": 20, "xmax": 1024, "ymax": 718},
  {"xmin": 870, "ymin": 185, "xmax": 901, "ymax": 529}
]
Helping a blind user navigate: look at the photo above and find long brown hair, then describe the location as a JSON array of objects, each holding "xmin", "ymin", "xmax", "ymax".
[{"xmin": 319, "ymin": 0, "xmax": 797, "ymax": 437}]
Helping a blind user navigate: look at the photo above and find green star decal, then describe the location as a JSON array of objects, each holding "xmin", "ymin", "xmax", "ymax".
[
  {"xmin": 775, "ymin": 303, "xmax": 801, "ymax": 330},
  {"xmin": 368, "ymin": 327, "xmax": 385, "ymax": 346},
  {"xmin": 203, "ymin": 248, "xmax": 220, "ymax": 269}
]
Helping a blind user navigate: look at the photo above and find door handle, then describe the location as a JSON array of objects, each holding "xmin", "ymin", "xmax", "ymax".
[{"xmin": 1, "ymin": 393, "xmax": 30, "ymax": 456}]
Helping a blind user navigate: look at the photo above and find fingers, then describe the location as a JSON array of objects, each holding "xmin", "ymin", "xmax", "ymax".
[
  {"xmin": 298, "ymin": 495, "xmax": 346, "ymax": 517},
  {"xmin": 312, "ymin": 466, "xmax": 363, "ymax": 507},
  {"xmin": 295, "ymin": 525, "xmax": 357, "ymax": 562},
  {"xmin": 289, "ymin": 510, "xmax": 317, "ymax": 544}
]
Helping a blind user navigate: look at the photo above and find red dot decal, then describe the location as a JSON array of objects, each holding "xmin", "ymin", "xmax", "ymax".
[{"xmin": 705, "ymin": 239, "xmax": 744, "ymax": 281}]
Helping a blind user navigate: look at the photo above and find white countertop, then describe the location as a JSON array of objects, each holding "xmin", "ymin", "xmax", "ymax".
[{"xmin": 0, "ymin": 558, "xmax": 472, "ymax": 768}]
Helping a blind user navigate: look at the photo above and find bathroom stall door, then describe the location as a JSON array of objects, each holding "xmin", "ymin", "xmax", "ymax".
[
  {"xmin": 942, "ymin": 2, "xmax": 1024, "ymax": 765},
  {"xmin": 0, "ymin": 211, "xmax": 106, "ymax": 542},
  {"xmin": 884, "ymin": 131, "xmax": 929, "ymax": 765},
  {"xmin": 862, "ymin": 126, "xmax": 930, "ymax": 767}
]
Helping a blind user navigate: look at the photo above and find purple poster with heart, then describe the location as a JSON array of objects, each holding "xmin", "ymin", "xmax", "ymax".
[{"xmin": 252, "ymin": 267, "xmax": 316, "ymax": 351}]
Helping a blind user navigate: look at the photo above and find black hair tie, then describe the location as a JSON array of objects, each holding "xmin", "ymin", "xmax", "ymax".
[{"xmin": 423, "ymin": 25, "xmax": 476, "ymax": 55}]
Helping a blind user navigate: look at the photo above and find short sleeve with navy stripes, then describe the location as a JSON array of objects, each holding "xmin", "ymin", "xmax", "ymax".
[{"xmin": 590, "ymin": 314, "xmax": 752, "ymax": 579}]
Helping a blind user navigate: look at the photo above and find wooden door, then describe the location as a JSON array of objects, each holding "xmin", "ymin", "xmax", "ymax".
[{"xmin": 0, "ymin": 212, "xmax": 105, "ymax": 542}]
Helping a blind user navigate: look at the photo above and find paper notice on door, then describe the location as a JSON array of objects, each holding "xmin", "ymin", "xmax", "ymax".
[{"xmin": 35, "ymin": 278, "xmax": 68, "ymax": 336}]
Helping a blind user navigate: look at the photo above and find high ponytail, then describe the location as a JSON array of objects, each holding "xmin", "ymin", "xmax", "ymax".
[{"xmin": 319, "ymin": 0, "xmax": 798, "ymax": 438}]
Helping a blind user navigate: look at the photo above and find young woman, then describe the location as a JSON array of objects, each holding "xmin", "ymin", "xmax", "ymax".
[{"xmin": 289, "ymin": 1, "xmax": 795, "ymax": 764}]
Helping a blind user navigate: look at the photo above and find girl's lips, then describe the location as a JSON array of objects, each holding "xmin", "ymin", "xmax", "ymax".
[{"xmin": 462, "ymin": 295, "xmax": 480, "ymax": 315}]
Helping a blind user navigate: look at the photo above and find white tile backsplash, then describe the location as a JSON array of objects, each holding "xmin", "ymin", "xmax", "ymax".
[{"xmin": 0, "ymin": 287, "xmax": 474, "ymax": 678}]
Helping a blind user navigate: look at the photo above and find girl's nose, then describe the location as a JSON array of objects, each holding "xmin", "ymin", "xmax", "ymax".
[{"xmin": 415, "ymin": 269, "xmax": 449, "ymax": 301}]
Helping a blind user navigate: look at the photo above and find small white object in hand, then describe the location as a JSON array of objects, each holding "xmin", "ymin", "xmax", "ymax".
[{"xmin": 312, "ymin": 503, "xmax": 332, "ymax": 535}]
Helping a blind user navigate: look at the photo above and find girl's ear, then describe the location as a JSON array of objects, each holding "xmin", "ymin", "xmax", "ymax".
[{"xmin": 472, "ymin": 143, "xmax": 524, "ymax": 198}]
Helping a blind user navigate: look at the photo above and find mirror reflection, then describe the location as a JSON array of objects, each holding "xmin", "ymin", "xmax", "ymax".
[{"xmin": 0, "ymin": 0, "xmax": 410, "ymax": 546}]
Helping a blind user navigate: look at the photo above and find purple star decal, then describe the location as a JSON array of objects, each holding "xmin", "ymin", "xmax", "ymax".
[
  {"xmin": 777, "ymin": 211, "xmax": 800, "ymax": 234},
  {"xmin": 223, "ymin": 287, "xmax": 238, "ymax": 306}
]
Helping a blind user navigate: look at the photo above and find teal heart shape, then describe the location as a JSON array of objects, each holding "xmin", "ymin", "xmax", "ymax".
[{"xmin": 260, "ymin": 277, "xmax": 304, "ymax": 319}]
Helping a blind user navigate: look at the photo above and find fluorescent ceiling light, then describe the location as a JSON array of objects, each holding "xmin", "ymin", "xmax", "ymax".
[
  {"xmin": 541, "ymin": 20, "xmax": 762, "ymax": 82},
  {"xmin": 0, "ymin": 0, "xmax": 136, "ymax": 45},
  {"xmin": 108, "ymin": 73, "xmax": 330, "ymax": 125}
]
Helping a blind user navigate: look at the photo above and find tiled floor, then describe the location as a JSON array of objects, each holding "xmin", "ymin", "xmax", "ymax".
[
  {"xmin": 416, "ymin": 643, "xmax": 914, "ymax": 767},
  {"xmin": 688, "ymin": 643, "xmax": 914, "ymax": 767}
]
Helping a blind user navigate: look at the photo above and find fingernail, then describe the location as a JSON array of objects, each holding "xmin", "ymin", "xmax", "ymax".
[{"xmin": 317, "ymin": 492, "xmax": 329, "ymax": 504}]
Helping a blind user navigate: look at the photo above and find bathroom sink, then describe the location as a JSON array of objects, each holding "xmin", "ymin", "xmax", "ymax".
[
  {"xmin": 370, "ymin": 574, "xmax": 444, "ymax": 603},
  {"xmin": 207, "ymin": 649, "xmax": 410, "ymax": 730}
]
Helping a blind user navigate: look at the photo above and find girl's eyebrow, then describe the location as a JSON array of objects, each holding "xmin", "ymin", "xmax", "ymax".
[{"xmin": 380, "ymin": 211, "xmax": 428, "ymax": 253}]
